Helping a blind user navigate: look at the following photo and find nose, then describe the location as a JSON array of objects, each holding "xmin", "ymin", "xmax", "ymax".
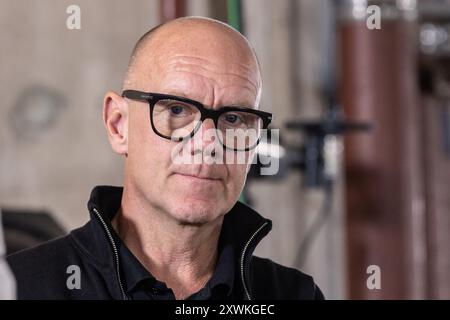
[
  {"xmin": 190, "ymin": 118, "xmax": 220, "ymax": 157},
  {"xmin": 200, "ymin": 118, "xmax": 216, "ymax": 132}
]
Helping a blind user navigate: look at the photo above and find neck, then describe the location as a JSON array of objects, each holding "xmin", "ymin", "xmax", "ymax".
[{"xmin": 112, "ymin": 184, "xmax": 223, "ymax": 300}]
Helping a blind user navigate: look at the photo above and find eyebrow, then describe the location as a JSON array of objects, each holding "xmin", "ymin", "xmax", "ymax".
[{"xmin": 166, "ymin": 90, "xmax": 255, "ymax": 109}]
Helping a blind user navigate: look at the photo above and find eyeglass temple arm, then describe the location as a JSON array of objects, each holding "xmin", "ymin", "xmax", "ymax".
[{"xmin": 122, "ymin": 90, "xmax": 153, "ymax": 102}]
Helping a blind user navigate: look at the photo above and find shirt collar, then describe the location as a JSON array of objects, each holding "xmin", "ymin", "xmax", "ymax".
[
  {"xmin": 112, "ymin": 230, "xmax": 154, "ymax": 293},
  {"xmin": 207, "ymin": 222, "xmax": 235, "ymax": 297}
]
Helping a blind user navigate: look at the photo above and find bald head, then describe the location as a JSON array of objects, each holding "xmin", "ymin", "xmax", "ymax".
[{"xmin": 122, "ymin": 17, "xmax": 261, "ymax": 105}]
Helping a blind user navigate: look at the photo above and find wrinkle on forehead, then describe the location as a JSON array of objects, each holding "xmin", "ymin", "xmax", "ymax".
[
  {"xmin": 159, "ymin": 70, "xmax": 258, "ymax": 108},
  {"xmin": 161, "ymin": 55, "xmax": 259, "ymax": 94},
  {"xmin": 165, "ymin": 54, "xmax": 257, "ymax": 78}
]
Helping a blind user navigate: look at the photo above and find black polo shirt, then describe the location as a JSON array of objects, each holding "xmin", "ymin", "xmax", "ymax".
[{"xmin": 112, "ymin": 225, "xmax": 235, "ymax": 300}]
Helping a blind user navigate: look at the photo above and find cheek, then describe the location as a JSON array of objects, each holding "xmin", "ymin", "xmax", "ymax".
[
  {"xmin": 127, "ymin": 112, "xmax": 173, "ymax": 180},
  {"xmin": 221, "ymin": 150, "xmax": 253, "ymax": 192},
  {"xmin": 225, "ymin": 163, "xmax": 249, "ymax": 192}
]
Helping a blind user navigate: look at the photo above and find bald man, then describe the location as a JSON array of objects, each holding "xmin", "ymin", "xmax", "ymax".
[{"xmin": 7, "ymin": 17, "xmax": 323, "ymax": 300}]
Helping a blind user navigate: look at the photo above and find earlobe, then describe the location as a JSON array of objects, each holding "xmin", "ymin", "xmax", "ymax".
[{"xmin": 103, "ymin": 91, "xmax": 128, "ymax": 155}]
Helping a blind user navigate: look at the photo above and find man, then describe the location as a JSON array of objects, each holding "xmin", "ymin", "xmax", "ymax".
[{"xmin": 7, "ymin": 17, "xmax": 323, "ymax": 300}]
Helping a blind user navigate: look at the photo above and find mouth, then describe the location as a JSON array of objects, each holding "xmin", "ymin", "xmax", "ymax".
[{"xmin": 175, "ymin": 172, "xmax": 221, "ymax": 182}]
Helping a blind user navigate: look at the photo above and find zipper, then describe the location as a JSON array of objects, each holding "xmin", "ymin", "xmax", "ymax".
[
  {"xmin": 240, "ymin": 221, "xmax": 269, "ymax": 301},
  {"xmin": 91, "ymin": 207, "xmax": 127, "ymax": 300}
]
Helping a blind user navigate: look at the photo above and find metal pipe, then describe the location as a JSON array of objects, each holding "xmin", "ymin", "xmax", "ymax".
[
  {"xmin": 227, "ymin": 0, "xmax": 242, "ymax": 31},
  {"xmin": 159, "ymin": 0, "xmax": 186, "ymax": 23}
]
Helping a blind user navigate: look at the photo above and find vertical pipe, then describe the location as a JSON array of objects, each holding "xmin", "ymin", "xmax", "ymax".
[
  {"xmin": 338, "ymin": 0, "xmax": 426, "ymax": 299},
  {"xmin": 159, "ymin": 0, "xmax": 186, "ymax": 23},
  {"xmin": 227, "ymin": 0, "xmax": 242, "ymax": 32}
]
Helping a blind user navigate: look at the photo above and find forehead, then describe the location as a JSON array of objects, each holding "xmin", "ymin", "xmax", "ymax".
[{"xmin": 155, "ymin": 55, "xmax": 258, "ymax": 106}]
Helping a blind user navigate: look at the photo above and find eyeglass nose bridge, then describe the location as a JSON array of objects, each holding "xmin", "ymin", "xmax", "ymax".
[
  {"xmin": 199, "ymin": 108, "xmax": 221, "ymax": 126},
  {"xmin": 189, "ymin": 108, "xmax": 221, "ymax": 138},
  {"xmin": 188, "ymin": 107, "xmax": 234, "ymax": 146}
]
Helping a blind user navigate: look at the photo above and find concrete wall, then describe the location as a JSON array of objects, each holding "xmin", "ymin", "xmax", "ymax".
[{"xmin": 1, "ymin": 0, "xmax": 158, "ymax": 229}]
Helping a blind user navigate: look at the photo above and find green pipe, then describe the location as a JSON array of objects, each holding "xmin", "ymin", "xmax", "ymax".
[{"xmin": 227, "ymin": 0, "xmax": 242, "ymax": 32}]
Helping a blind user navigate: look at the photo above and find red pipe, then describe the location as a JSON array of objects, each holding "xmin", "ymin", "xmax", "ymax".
[{"xmin": 159, "ymin": 0, "xmax": 186, "ymax": 23}]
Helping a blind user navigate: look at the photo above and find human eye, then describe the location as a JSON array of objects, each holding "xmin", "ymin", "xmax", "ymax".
[
  {"xmin": 169, "ymin": 105, "xmax": 186, "ymax": 115},
  {"xmin": 167, "ymin": 102, "xmax": 194, "ymax": 117},
  {"xmin": 223, "ymin": 112, "xmax": 243, "ymax": 125}
]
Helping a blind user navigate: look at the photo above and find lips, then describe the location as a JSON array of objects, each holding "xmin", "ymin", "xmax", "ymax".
[
  {"xmin": 175, "ymin": 172, "xmax": 221, "ymax": 181},
  {"xmin": 172, "ymin": 166, "xmax": 225, "ymax": 181}
]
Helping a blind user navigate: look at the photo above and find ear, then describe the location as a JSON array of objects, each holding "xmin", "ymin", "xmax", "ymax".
[{"xmin": 103, "ymin": 91, "xmax": 129, "ymax": 156}]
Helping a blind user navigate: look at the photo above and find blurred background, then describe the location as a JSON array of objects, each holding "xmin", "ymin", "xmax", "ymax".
[{"xmin": 1, "ymin": 0, "xmax": 449, "ymax": 299}]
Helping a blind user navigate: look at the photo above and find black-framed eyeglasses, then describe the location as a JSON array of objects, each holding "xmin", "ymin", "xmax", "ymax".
[{"xmin": 122, "ymin": 90, "xmax": 272, "ymax": 151}]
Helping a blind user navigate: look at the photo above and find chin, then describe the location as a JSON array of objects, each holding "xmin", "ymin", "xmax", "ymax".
[{"xmin": 169, "ymin": 198, "xmax": 225, "ymax": 225}]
